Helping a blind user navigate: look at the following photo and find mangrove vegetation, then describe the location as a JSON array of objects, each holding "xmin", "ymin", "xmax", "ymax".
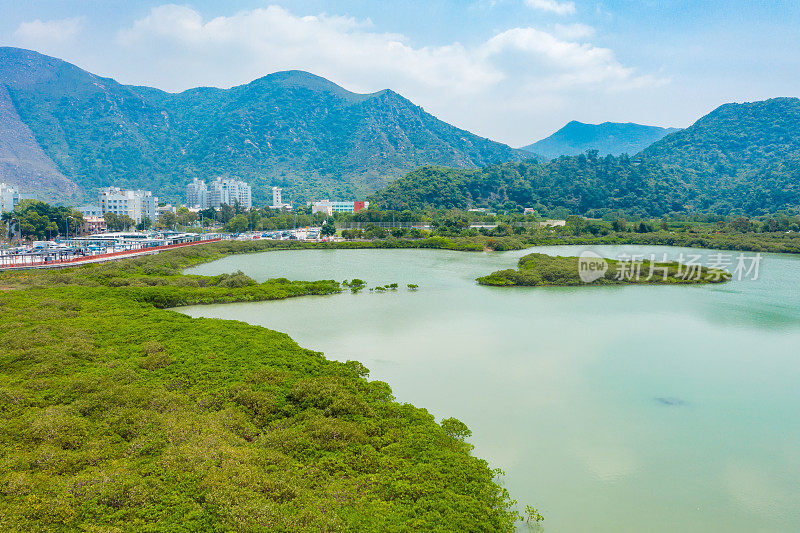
[
  {"xmin": 0, "ymin": 241, "xmax": 520, "ymax": 531},
  {"xmin": 477, "ymin": 253, "xmax": 732, "ymax": 287}
]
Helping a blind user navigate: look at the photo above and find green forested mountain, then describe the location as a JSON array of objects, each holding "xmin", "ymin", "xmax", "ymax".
[
  {"xmin": 374, "ymin": 98, "xmax": 800, "ymax": 216},
  {"xmin": 370, "ymin": 155, "xmax": 690, "ymax": 216},
  {"xmin": 521, "ymin": 121, "xmax": 679, "ymax": 159},
  {"xmin": 4, "ymin": 45, "xmax": 798, "ymax": 214},
  {"xmin": 0, "ymin": 47, "xmax": 522, "ymax": 204},
  {"xmin": 641, "ymin": 97, "xmax": 800, "ymax": 213}
]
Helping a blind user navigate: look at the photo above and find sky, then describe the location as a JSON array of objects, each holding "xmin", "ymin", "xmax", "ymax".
[{"xmin": 1, "ymin": 1, "xmax": 798, "ymax": 146}]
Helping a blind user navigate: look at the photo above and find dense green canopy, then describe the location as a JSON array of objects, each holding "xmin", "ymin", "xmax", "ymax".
[
  {"xmin": 0, "ymin": 241, "xmax": 519, "ymax": 531},
  {"xmin": 373, "ymin": 97, "xmax": 800, "ymax": 217},
  {"xmin": 1, "ymin": 200, "xmax": 83, "ymax": 240}
]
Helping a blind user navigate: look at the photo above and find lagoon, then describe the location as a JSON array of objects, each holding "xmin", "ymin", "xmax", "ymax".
[{"xmin": 180, "ymin": 246, "xmax": 800, "ymax": 532}]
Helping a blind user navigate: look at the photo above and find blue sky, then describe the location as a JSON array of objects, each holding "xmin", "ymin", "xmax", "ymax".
[{"xmin": 1, "ymin": 1, "xmax": 798, "ymax": 145}]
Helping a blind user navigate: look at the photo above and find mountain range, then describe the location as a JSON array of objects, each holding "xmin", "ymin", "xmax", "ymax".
[
  {"xmin": 372, "ymin": 97, "xmax": 800, "ymax": 216},
  {"xmin": 521, "ymin": 121, "xmax": 680, "ymax": 159},
  {"xmin": 2, "ymin": 46, "xmax": 798, "ymax": 216},
  {"xmin": 0, "ymin": 46, "xmax": 524, "ymax": 204}
]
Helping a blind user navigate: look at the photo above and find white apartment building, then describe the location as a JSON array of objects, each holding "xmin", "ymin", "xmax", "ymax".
[
  {"xmin": 186, "ymin": 178, "xmax": 208, "ymax": 209},
  {"xmin": 187, "ymin": 178, "xmax": 252, "ymax": 210},
  {"xmin": 0, "ymin": 182, "xmax": 20, "ymax": 215},
  {"xmin": 98, "ymin": 187, "xmax": 158, "ymax": 224},
  {"xmin": 77, "ymin": 204, "xmax": 103, "ymax": 218},
  {"xmin": 209, "ymin": 178, "xmax": 251, "ymax": 209},
  {"xmin": 270, "ymin": 186, "xmax": 292, "ymax": 209}
]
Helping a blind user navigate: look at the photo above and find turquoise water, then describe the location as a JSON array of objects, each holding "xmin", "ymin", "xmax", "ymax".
[{"xmin": 180, "ymin": 246, "xmax": 800, "ymax": 532}]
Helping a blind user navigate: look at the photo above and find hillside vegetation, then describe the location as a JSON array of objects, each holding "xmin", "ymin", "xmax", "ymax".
[
  {"xmin": 374, "ymin": 97, "xmax": 800, "ymax": 216},
  {"xmin": 371, "ymin": 155, "xmax": 689, "ymax": 216},
  {"xmin": 0, "ymin": 241, "xmax": 519, "ymax": 531},
  {"xmin": 0, "ymin": 47, "xmax": 522, "ymax": 204},
  {"xmin": 641, "ymin": 97, "xmax": 800, "ymax": 213}
]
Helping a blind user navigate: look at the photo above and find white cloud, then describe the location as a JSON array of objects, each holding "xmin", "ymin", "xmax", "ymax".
[
  {"xmin": 483, "ymin": 27, "xmax": 660, "ymax": 90},
  {"xmin": 117, "ymin": 4, "xmax": 658, "ymax": 92},
  {"xmin": 13, "ymin": 17, "xmax": 84, "ymax": 50},
  {"xmin": 117, "ymin": 4, "xmax": 502, "ymax": 94},
  {"xmin": 105, "ymin": 4, "xmax": 664, "ymax": 144},
  {"xmin": 525, "ymin": 0, "xmax": 577, "ymax": 16},
  {"xmin": 553, "ymin": 23, "xmax": 595, "ymax": 40}
]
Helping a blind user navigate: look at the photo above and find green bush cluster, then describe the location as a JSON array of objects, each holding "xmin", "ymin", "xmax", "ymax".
[
  {"xmin": 0, "ymin": 241, "xmax": 520, "ymax": 531},
  {"xmin": 477, "ymin": 253, "xmax": 731, "ymax": 287}
]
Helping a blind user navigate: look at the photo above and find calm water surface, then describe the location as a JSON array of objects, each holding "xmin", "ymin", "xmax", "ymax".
[{"xmin": 180, "ymin": 246, "xmax": 800, "ymax": 532}]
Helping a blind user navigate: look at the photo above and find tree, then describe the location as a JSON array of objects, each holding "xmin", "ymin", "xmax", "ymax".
[
  {"xmin": 321, "ymin": 218, "xmax": 336, "ymax": 237},
  {"xmin": 636, "ymin": 221, "xmax": 656, "ymax": 233},
  {"xmin": 585, "ymin": 221, "xmax": 610, "ymax": 236},
  {"xmin": 729, "ymin": 216, "xmax": 752, "ymax": 233},
  {"xmin": 225, "ymin": 214, "xmax": 249, "ymax": 233},
  {"xmin": 157, "ymin": 211, "xmax": 177, "ymax": 230},
  {"xmin": 198, "ymin": 207, "xmax": 217, "ymax": 226},
  {"xmin": 441, "ymin": 417, "xmax": 472, "ymax": 441},
  {"xmin": 364, "ymin": 224, "xmax": 388, "ymax": 239},
  {"xmin": 103, "ymin": 212, "xmax": 123, "ymax": 231},
  {"xmin": 120, "ymin": 215, "xmax": 136, "ymax": 231},
  {"xmin": 137, "ymin": 217, "xmax": 153, "ymax": 231},
  {"xmin": 494, "ymin": 223, "xmax": 513, "ymax": 236},
  {"xmin": 219, "ymin": 204, "xmax": 235, "ymax": 224},
  {"xmin": 2, "ymin": 200, "xmax": 81, "ymax": 240},
  {"xmin": 176, "ymin": 206, "xmax": 198, "ymax": 228},
  {"xmin": 249, "ymin": 209, "xmax": 264, "ymax": 231},
  {"xmin": 341, "ymin": 229, "xmax": 363, "ymax": 240},
  {"xmin": 343, "ymin": 279, "xmax": 366, "ymax": 293},
  {"xmin": 64, "ymin": 210, "xmax": 85, "ymax": 237},
  {"xmin": 525, "ymin": 505, "xmax": 544, "ymax": 525},
  {"xmin": 432, "ymin": 214, "xmax": 469, "ymax": 236}
]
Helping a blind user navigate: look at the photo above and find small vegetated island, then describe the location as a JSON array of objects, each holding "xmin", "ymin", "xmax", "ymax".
[{"xmin": 477, "ymin": 253, "xmax": 731, "ymax": 286}]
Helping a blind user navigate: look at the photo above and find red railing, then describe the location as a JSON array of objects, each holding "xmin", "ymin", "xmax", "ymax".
[{"xmin": 0, "ymin": 238, "xmax": 223, "ymax": 270}]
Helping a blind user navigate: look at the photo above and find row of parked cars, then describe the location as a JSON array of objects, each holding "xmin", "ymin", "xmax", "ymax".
[{"xmin": 232, "ymin": 229, "xmax": 321, "ymax": 241}]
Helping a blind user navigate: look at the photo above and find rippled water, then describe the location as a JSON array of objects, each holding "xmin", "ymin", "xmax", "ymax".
[{"xmin": 180, "ymin": 246, "xmax": 800, "ymax": 532}]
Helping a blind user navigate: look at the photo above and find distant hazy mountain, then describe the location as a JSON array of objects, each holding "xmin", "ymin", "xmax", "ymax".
[
  {"xmin": 521, "ymin": 121, "xmax": 680, "ymax": 159},
  {"xmin": 0, "ymin": 47, "xmax": 524, "ymax": 204},
  {"xmin": 374, "ymin": 98, "xmax": 800, "ymax": 216}
]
